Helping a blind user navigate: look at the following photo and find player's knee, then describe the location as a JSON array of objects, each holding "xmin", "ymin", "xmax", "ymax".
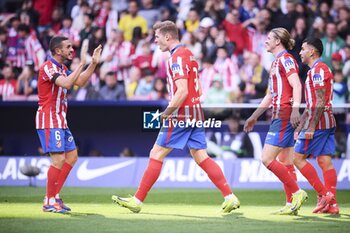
[
  {"xmin": 149, "ymin": 147, "xmax": 161, "ymax": 160},
  {"xmin": 261, "ymin": 156, "xmax": 273, "ymax": 167},
  {"xmin": 293, "ymin": 154, "xmax": 304, "ymax": 167},
  {"xmin": 51, "ymin": 156, "xmax": 65, "ymax": 168},
  {"xmin": 317, "ymin": 156, "xmax": 333, "ymax": 171}
]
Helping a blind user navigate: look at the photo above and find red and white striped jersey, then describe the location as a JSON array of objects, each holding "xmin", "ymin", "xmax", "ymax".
[
  {"xmin": 36, "ymin": 58, "xmax": 71, "ymax": 129},
  {"xmin": 0, "ymin": 80, "xmax": 17, "ymax": 100},
  {"xmin": 24, "ymin": 33, "xmax": 45, "ymax": 71},
  {"xmin": 166, "ymin": 45, "xmax": 203, "ymax": 121},
  {"xmin": 214, "ymin": 57, "xmax": 239, "ymax": 91},
  {"xmin": 304, "ymin": 60, "xmax": 336, "ymax": 130},
  {"xmin": 269, "ymin": 51, "xmax": 299, "ymax": 119},
  {"xmin": 115, "ymin": 41, "xmax": 134, "ymax": 82}
]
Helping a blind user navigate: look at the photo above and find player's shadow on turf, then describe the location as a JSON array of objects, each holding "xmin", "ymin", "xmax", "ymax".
[
  {"xmin": 66, "ymin": 212, "xmax": 106, "ymax": 218},
  {"xmin": 294, "ymin": 213, "xmax": 345, "ymax": 222},
  {"xmin": 140, "ymin": 212, "xmax": 224, "ymax": 220}
]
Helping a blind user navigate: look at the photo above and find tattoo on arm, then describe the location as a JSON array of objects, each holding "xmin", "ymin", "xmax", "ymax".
[{"xmin": 310, "ymin": 88, "xmax": 326, "ymax": 129}]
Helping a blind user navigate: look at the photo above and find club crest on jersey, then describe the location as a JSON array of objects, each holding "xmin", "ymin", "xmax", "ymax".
[
  {"xmin": 312, "ymin": 73, "xmax": 324, "ymax": 86},
  {"xmin": 56, "ymin": 140, "xmax": 62, "ymax": 148},
  {"xmin": 171, "ymin": 63, "xmax": 181, "ymax": 74}
]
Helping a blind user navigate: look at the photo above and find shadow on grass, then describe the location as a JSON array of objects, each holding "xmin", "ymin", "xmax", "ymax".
[{"xmin": 66, "ymin": 212, "xmax": 106, "ymax": 218}]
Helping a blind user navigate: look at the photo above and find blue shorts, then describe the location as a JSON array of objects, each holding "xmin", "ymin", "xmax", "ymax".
[
  {"xmin": 37, "ymin": 128, "xmax": 76, "ymax": 154},
  {"xmin": 294, "ymin": 128, "xmax": 335, "ymax": 156},
  {"xmin": 156, "ymin": 123, "xmax": 207, "ymax": 150},
  {"xmin": 265, "ymin": 118, "xmax": 294, "ymax": 148}
]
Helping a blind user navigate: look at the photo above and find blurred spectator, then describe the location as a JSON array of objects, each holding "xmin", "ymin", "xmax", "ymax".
[
  {"xmin": 213, "ymin": 46, "xmax": 239, "ymax": 93},
  {"xmin": 6, "ymin": 17, "xmax": 20, "ymax": 69},
  {"xmin": 0, "ymin": 27, "xmax": 7, "ymax": 67},
  {"xmin": 200, "ymin": 57, "xmax": 216, "ymax": 102},
  {"xmin": 70, "ymin": 81, "xmax": 101, "ymax": 101},
  {"xmin": 204, "ymin": 74, "xmax": 231, "ymax": 105},
  {"xmin": 59, "ymin": 16, "xmax": 81, "ymax": 49},
  {"xmin": 151, "ymin": 46, "xmax": 169, "ymax": 79},
  {"xmin": 202, "ymin": 0, "xmax": 226, "ymax": 24},
  {"xmin": 49, "ymin": 7, "xmax": 63, "ymax": 34},
  {"xmin": 99, "ymin": 71, "xmax": 126, "ymax": 101},
  {"xmin": 239, "ymin": 52, "xmax": 268, "ymax": 103},
  {"xmin": 308, "ymin": 16, "xmax": 326, "ymax": 39},
  {"xmin": 184, "ymin": 8, "xmax": 200, "ymax": 33},
  {"xmin": 118, "ymin": 1, "xmax": 148, "ymax": 41},
  {"xmin": 321, "ymin": 22, "xmax": 345, "ymax": 68},
  {"xmin": 16, "ymin": 0, "xmax": 39, "ymax": 29},
  {"xmin": 94, "ymin": 0, "xmax": 118, "ymax": 38},
  {"xmin": 336, "ymin": 6, "xmax": 350, "ymax": 40},
  {"xmin": 343, "ymin": 45, "xmax": 350, "ymax": 96},
  {"xmin": 0, "ymin": 64, "xmax": 17, "ymax": 101},
  {"xmin": 71, "ymin": 1, "xmax": 91, "ymax": 32},
  {"xmin": 159, "ymin": 5, "xmax": 177, "ymax": 22},
  {"xmin": 316, "ymin": 1, "xmax": 333, "ymax": 22},
  {"xmin": 79, "ymin": 13, "xmax": 95, "ymax": 48},
  {"xmin": 120, "ymin": 147, "xmax": 135, "ymax": 157},
  {"xmin": 132, "ymin": 41, "xmax": 155, "ymax": 76},
  {"xmin": 238, "ymin": 0, "xmax": 259, "ymax": 23},
  {"xmin": 332, "ymin": 70, "xmax": 348, "ymax": 121},
  {"xmin": 126, "ymin": 67, "xmax": 141, "ymax": 99},
  {"xmin": 265, "ymin": 0, "xmax": 284, "ymax": 29},
  {"xmin": 139, "ymin": 0, "xmax": 160, "ymax": 30},
  {"xmin": 279, "ymin": 0, "xmax": 299, "ymax": 32},
  {"xmin": 221, "ymin": 9, "xmax": 249, "ymax": 56},
  {"xmin": 181, "ymin": 32, "xmax": 202, "ymax": 62},
  {"xmin": 206, "ymin": 114, "xmax": 254, "ymax": 159},
  {"xmin": 151, "ymin": 77, "xmax": 167, "ymax": 100},
  {"xmin": 331, "ymin": 52, "xmax": 344, "ymax": 72},
  {"xmin": 15, "ymin": 62, "xmax": 37, "ymax": 96},
  {"xmin": 33, "ymin": 0, "xmax": 60, "ymax": 28},
  {"xmin": 17, "ymin": 24, "xmax": 45, "ymax": 72},
  {"xmin": 132, "ymin": 69, "xmax": 155, "ymax": 100}
]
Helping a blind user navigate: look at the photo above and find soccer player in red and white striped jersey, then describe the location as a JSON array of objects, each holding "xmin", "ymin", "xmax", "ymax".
[
  {"xmin": 294, "ymin": 37, "xmax": 338, "ymax": 214},
  {"xmin": 244, "ymin": 27, "xmax": 307, "ymax": 215},
  {"xmin": 112, "ymin": 21, "xmax": 240, "ymax": 214},
  {"xmin": 37, "ymin": 36, "xmax": 102, "ymax": 213}
]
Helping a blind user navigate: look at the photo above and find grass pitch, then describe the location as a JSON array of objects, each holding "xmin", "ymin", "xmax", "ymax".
[{"xmin": 0, "ymin": 187, "xmax": 349, "ymax": 233}]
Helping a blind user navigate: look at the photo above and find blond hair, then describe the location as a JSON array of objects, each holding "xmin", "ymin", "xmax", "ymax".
[
  {"xmin": 271, "ymin": 27, "xmax": 295, "ymax": 50},
  {"xmin": 153, "ymin": 21, "xmax": 179, "ymax": 40}
]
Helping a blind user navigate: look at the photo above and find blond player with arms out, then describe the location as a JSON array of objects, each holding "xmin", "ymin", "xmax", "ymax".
[
  {"xmin": 37, "ymin": 36, "xmax": 102, "ymax": 213},
  {"xmin": 112, "ymin": 21, "xmax": 240, "ymax": 214},
  {"xmin": 244, "ymin": 27, "xmax": 307, "ymax": 215},
  {"xmin": 294, "ymin": 37, "xmax": 338, "ymax": 214}
]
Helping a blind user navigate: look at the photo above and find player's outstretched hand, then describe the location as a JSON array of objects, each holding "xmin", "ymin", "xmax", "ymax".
[
  {"xmin": 91, "ymin": 44, "xmax": 102, "ymax": 64},
  {"xmin": 80, "ymin": 39, "xmax": 89, "ymax": 65},
  {"xmin": 243, "ymin": 117, "xmax": 256, "ymax": 133}
]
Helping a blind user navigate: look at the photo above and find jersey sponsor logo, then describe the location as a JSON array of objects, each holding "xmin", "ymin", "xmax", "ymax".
[
  {"xmin": 76, "ymin": 160, "xmax": 136, "ymax": 181},
  {"xmin": 171, "ymin": 63, "xmax": 181, "ymax": 74},
  {"xmin": 312, "ymin": 73, "xmax": 324, "ymax": 86},
  {"xmin": 284, "ymin": 58, "xmax": 294, "ymax": 68}
]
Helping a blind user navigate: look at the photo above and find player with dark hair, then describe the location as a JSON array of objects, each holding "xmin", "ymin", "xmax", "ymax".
[
  {"xmin": 37, "ymin": 36, "xmax": 102, "ymax": 213},
  {"xmin": 294, "ymin": 37, "xmax": 338, "ymax": 214},
  {"xmin": 112, "ymin": 21, "xmax": 240, "ymax": 214},
  {"xmin": 244, "ymin": 27, "xmax": 307, "ymax": 215}
]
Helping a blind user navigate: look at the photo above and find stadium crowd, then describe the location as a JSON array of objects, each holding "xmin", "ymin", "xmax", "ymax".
[
  {"xmin": 0, "ymin": 0, "xmax": 349, "ymax": 103},
  {"xmin": 0, "ymin": 0, "xmax": 349, "ymax": 158}
]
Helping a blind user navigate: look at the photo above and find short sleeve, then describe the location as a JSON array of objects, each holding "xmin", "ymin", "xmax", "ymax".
[
  {"xmin": 171, "ymin": 56, "xmax": 190, "ymax": 81},
  {"xmin": 281, "ymin": 56, "xmax": 298, "ymax": 78}
]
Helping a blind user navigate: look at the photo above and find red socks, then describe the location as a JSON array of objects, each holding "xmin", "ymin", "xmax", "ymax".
[
  {"xmin": 46, "ymin": 166, "xmax": 61, "ymax": 200},
  {"xmin": 300, "ymin": 161, "xmax": 328, "ymax": 196},
  {"xmin": 56, "ymin": 162, "xmax": 73, "ymax": 195},
  {"xmin": 267, "ymin": 160, "xmax": 299, "ymax": 194},
  {"xmin": 323, "ymin": 168, "xmax": 337, "ymax": 203},
  {"xmin": 283, "ymin": 164, "xmax": 297, "ymax": 203},
  {"xmin": 135, "ymin": 158, "xmax": 163, "ymax": 202},
  {"xmin": 199, "ymin": 157, "xmax": 232, "ymax": 197}
]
